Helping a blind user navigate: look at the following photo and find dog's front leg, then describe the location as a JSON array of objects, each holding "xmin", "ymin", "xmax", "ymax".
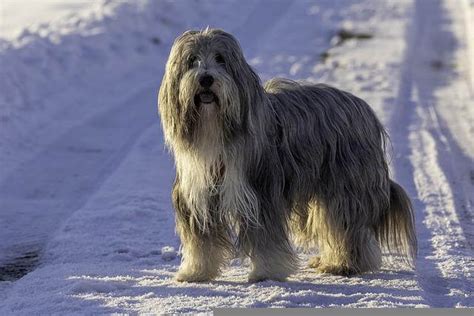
[
  {"xmin": 175, "ymin": 230, "xmax": 228, "ymax": 282},
  {"xmin": 173, "ymin": 184, "xmax": 231, "ymax": 282},
  {"xmin": 239, "ymin": 219, "xmax": 298, "ymax": 283}
]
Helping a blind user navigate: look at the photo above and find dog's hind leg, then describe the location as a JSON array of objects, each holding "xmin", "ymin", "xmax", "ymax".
[
  {"xmin": 311, "ymin": 199, "xmax": 382, "ymax": 276},
  {"xmin": 316, "ymin": 228, "xmax": 381, "ymax": 276}
]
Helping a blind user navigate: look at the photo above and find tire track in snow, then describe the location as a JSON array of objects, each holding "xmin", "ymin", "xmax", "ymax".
[
  {"xmin": 0, "ymin": 82, "xmax": 158, "ymax": 279},
  {"xmin": 391, "ymin": 0, "xmax": 473, "ymax": 307}
]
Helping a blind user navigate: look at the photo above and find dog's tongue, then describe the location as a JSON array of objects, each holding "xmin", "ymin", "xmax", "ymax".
[{"xmin": 199, "ymin": 92, "xmax": 215, "ymax": 103}]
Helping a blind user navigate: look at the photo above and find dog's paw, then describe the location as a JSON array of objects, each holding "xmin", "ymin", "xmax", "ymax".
[
  {"xmin": 175, "ymin": 270, "xmax": 213, "ymax": 283},
  {"xmin": 247, "ymin": 273, "xmax": 268, "ymax": 283},
  {"xmin": 316, "ymin": 264, "xmax": 356, "ymax": 276},
  {"xmin": 307, "ymin": 256, "xmax": 321, "ymax": 268}
]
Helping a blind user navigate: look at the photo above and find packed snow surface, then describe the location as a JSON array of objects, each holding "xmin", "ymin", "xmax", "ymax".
[{"xmin": 0, "ymin": 0, "xmax": 472, "ymax": 313}]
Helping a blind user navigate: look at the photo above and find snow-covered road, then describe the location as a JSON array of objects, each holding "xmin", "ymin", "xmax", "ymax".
[
  {"xmin": 389, "ymin": 0, "xmax": 473, "ymax": 306},
  {"xmin": 0, "ymin": 0, "xmax": 472, "ymax": 312}
]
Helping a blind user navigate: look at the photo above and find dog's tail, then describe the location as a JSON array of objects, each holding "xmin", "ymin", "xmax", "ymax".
[{"xmin": 376, "ymin": 180, "xmax": 417, "ymax": 267}]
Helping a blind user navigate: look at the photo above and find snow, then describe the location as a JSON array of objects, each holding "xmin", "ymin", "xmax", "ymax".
[
  {"xmin": 0, "ymin": 0, "xmax": 94, "ymax": 40},
  {"xmin": 0, "ymin": 0, "xmax": 473, "ymax": 313}
]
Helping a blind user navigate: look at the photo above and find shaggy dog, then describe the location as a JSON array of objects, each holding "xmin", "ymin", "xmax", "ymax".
[{"xmin": 158, "ymin": 28, "xmax": 417, "ymax": 282}]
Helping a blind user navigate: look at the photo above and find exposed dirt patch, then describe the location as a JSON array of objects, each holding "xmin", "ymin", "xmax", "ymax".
[
  {"xmin": 320, "ymin": 28, "xmax": 373, "ymax": 63},
  {"xmin": 332, "ymin": 29, "xmax": 373, "ymax": 46},
  {"xmin": 0, "ymin": 250, "xmax": 40, "ymax": 282}
]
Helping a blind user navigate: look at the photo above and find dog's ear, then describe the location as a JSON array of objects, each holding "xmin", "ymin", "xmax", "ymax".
[
  {"xmin": 234, "ymin": 61, "xmax": 263, "ymax": 108},
  {"xmin": 158, "ymin": 66, "xmax": 175, "ymax": 138},
  {"xmin": 159, "ymin": 29, "xmax": 198, "ymax": 112},
  {"xmin": 231, "ymin": 53, "xmax": 265, "ymax": 136},
  {"xmin": 158, "ymin": 45, "xmax": 184, "ymax": 145},
  {"xmin": 213, "ymin": 31, "xmax": 265, "ymax": 133},
  {"xmin": 159, "ymin": 30, "xmax": 201, "ymax": 146}
]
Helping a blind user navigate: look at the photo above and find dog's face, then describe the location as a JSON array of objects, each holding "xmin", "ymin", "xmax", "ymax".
[{"xmin": 159, "ymin": 29, "xmax": 262, "ymax": 148}]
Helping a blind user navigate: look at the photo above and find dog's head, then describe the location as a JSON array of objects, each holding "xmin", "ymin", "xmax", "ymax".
[{"xmin": 158, "ymin": 28, "xmax": 263, "ymax": 149}]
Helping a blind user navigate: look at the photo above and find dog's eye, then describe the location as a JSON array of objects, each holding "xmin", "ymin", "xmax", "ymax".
[
  {"xmin": 188, "ymin": 55, "xmax": 198, "ymax": 68},
  {"xmin": 215, "ymin": 54, "xmax": 225, "ymax": 65}
]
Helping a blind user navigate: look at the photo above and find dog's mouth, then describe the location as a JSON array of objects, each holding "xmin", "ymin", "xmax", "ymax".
[{"xmin": 194, "ymin": 91, "xmax": 217, "ymax": 105}]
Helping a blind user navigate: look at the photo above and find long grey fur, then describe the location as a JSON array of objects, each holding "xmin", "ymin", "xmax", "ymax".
[{"xmin": 158, "ymin": 28, "xmax": 417, "ymax": 282}]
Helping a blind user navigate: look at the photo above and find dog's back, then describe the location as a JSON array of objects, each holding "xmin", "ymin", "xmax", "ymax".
[
  {"xmin": 264, "ymin": 78, "xmax": 387, "ymax": 150},
  {"xmin": 263, "ymin": 78, "xmax": 389, "ymax": 203},
  {"xmin": 263, "ymin": 78, "xmax": 416, "ymax": 275}
]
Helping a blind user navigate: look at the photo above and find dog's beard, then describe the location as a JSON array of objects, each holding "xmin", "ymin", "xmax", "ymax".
[
  {"xmin": 177, "ymin": 71, "xmax": 242, "ymax": 148},
  {"xmin": 171, "ymin": 68, "xmax": 262, "ymax": 231}
]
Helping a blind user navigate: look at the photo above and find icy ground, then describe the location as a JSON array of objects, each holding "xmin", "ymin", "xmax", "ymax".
[{"xmin": 0, "ymin": 0, "xmax": 473, "ymax": 313}]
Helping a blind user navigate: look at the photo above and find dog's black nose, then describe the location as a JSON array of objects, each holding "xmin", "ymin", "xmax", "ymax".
[{"xmin": 199, "ymin": 74, "xmax": 214, "ymax": 88}]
